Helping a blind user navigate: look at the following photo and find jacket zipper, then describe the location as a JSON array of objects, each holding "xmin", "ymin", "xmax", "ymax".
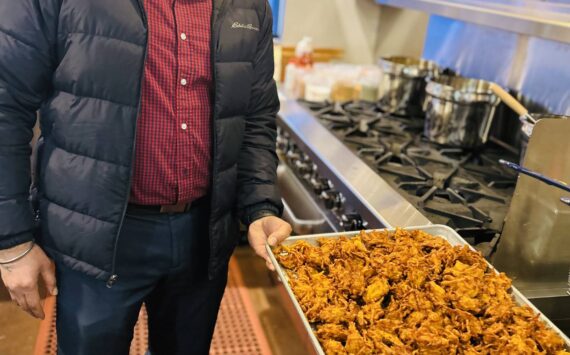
[
  {"xmin": 210, "ymin": 0, "xmax": 229, "ymax": 156},
  {"xmin": 207, "ymin": 0, "xmax": 228, "ymax": 277},
  {"xmin": 107, "ymin": 0, "xmax": 149, "ymax": 288}
]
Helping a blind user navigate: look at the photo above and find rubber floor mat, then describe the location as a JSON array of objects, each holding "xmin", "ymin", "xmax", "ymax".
[{"xmin": 34, "ymin": 258, "xmax": 272, "ymax": 355}]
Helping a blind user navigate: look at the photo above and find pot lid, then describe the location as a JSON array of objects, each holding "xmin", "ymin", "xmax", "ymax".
[{"xmin": 379, "ymin": 56, "xmax": 439, "ymax": 78}]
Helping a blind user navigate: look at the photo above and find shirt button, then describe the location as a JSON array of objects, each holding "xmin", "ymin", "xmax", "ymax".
[
  {"xmin": 180, "ymin": 78, "xmax": 187, "ymax": 86},
  {"xmin": 180, "ymin": 33, "xmax": 187, "ymax": 41},
  {"xmin": 181, "ymin": 123, "xmax": 188, "ymax": 130}
]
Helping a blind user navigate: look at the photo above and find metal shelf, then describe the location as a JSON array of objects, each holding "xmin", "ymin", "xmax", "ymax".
[{"xmin": 376, "ymin": 0, "xmax": 570, "ymax": 43}]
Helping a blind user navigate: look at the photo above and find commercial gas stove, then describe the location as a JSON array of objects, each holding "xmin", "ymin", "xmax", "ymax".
[
  {"xmin": 277, "ymin": 94, "xmax": 569, "ymax": 334},
  {"xmin": 277, "ymin": 95, "xmax": 519, "ymax": 257}
]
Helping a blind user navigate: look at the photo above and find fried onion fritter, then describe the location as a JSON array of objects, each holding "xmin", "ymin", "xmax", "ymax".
[{"xmin": 274, "ymin": 229, "xmax": 568, "ymax": 355}]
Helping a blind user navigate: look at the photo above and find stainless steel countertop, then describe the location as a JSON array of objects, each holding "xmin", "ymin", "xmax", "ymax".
[
  {"xmin": 278, "ymin": 95, "xmax": 431, "ymax": 229},
  {"xmin": 376, "ymin": 0, "xmax": 570, "ymax": 44}
]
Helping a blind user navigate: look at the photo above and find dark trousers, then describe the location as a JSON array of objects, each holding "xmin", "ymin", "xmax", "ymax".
[{"xmin": 55, "ymin": 203, "xmax": 228, "ymax": 355}]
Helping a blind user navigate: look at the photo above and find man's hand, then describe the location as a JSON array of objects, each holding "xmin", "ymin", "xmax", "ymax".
[
  {"xmin": 248, "ymin": 216, "xmax": 292, "ymax": 270},
  {"xmin": 0, "ymin": 243, "xmax": 57, "ymax": 319}
]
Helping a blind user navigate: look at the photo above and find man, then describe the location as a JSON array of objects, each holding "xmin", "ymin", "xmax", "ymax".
[{"xmin": 0, "ymin": 0, "xmax": 291, "ymax": 353}]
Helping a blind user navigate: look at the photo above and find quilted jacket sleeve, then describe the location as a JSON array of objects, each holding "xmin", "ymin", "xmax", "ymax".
[
  {"xmin": 237, "ymin": 0, "xmax": 283, "ymax": 225},
  {"xmin": 0, "ymin": 0, "xmax": 57, "ymax": 249}
]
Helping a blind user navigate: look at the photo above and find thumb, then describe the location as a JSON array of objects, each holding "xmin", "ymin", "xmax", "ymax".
[
  {"xmin": 248, "ymin": 224, "xmax": 270, "ymax": 261},
  {"xmin": 267, "ymin": 222, "xmax": 292, "ymax": 247},
  {"xmin": 41, "ymin": 262, "xmax": 58, "ymax": 296}
]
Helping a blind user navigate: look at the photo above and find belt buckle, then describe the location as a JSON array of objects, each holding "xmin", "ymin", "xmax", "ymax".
[{"xmin": 160, "ymin": 201, "xmax": 191, "ymax": 214}]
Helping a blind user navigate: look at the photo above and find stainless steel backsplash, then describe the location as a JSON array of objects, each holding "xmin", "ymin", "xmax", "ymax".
[{"xmin": 422, "ymin": 15, "xmax": 570, "ymax": 117}]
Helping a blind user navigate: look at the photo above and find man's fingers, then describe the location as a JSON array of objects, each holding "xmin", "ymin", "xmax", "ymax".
[
  {"xmin": 267, "ymin": 223, "xmax": 292, "ymax": 246},
  {"xmin": 10, "ymin": 292, "xmax": 20, "ymax": 305},
  {"xmin": 250, "ymin": 229, "xmax": 273, "ymax": 268},
  {"xmin": 41, "ymin": 262, "xmax": 58, "ymax": 296},
  {"xmin": 252, "ymin": 241, "xmax": 269, "ymax": 261},
  {"xmin": 0, "ymin": 245, "xmax": 54, "ymax": 318},
  {"xmin": 249, "ymin": 218, "xmax": 291, "ymax": 270},
  {"xmin": 249, "ymin": 228, "xmax": 270, "ymax": 261},
  {"xmin": 265, "ymin": 259, "xmax": 275, "ymax": 271},
  {"xmin": 14, "ymin": 293, "xmax": 32, "ymax": 316},
  {"xmin": 23, "ymin": 288, "xmax": 45, "ymax": 319}
]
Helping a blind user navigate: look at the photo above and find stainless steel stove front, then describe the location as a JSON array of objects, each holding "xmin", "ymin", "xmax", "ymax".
[{"xmin": 277, "ymin": 95, "xmax": 431, "ymax": 230}]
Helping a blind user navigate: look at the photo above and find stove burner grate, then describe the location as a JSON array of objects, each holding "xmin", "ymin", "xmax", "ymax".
[{"xmin": 299, "ymin": 99, "xmax": 517, "ymax": 241}]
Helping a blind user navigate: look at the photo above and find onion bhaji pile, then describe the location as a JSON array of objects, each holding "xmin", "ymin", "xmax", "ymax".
[{"xmin": 274, "ymin": 229, "xmax": 569, "ymax": 355}]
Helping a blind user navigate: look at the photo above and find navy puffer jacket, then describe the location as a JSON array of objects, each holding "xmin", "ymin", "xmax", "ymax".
[{"xmin": 0, "ymin": 0, "xmax": 282, "ymax": 283}]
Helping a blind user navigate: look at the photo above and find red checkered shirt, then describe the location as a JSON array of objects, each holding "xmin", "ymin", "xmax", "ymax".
[{"xmin": 130, "ymin": 0, "xmax": 213, "ymax": 205}]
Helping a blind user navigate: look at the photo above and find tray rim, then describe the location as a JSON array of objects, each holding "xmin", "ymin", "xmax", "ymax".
[{"xmin": 266, "ymin": 224, "xmax": 570, "ymax": 354}]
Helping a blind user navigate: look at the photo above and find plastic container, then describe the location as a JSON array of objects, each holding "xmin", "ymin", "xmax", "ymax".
[
  {"xmin": 283, "ymin": 37, "xmax": 314, "ymax": 99},
  {"xmin": 303, "ymin": 74, "xmax": 333, "ymax": 102}
]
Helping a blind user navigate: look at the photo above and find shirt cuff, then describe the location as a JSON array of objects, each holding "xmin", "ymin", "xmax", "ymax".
[
  {"xmin": 0, "ymin": 231, "xmax": 35, "ymax": 250},
  {"xmin": 241, "ymin": 202, "xmax": 280, "ymax": 226}
]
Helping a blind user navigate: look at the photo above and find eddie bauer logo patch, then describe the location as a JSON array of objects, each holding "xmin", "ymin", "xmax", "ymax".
[{"xmin": 232, "ymin": 22, "xmax": 259, "ymax": 32}]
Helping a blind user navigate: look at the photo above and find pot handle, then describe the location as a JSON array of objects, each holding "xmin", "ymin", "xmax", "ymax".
[
  {"xmin": 489, "ymin": 83, "xmax": 536, "ymax": 124},
  {"xmin": 499, "ymin": 159, "xmax": 570, "ymax": 193}
]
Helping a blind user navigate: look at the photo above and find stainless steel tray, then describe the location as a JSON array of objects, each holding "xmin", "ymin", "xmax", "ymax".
[
  {"xmin": 266, "ymin": 225, "xmax": 570, "ymax": 354},
  {"xmin": 277, "ymin": 164, "xmax": 329, "ymax": 235}
]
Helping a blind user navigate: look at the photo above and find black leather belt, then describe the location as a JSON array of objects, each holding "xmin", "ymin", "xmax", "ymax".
[{"xmin": 127, "ymin": 196, "xmax": 208, "ymax": 214}]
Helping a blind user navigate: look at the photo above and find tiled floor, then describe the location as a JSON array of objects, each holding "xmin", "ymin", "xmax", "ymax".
[
  {"xmin": 232, "ymin": 248, "xmax": 309, "ymax": 355},
  {"xmin": 0, "ymin": 247, "xmax": 308, "ymax": 355}
]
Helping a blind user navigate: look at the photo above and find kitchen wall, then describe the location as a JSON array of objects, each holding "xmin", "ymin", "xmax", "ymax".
[
  {"xmin": 280, "ymin": 0, "xmax": 428, "ymax": 64},
  {"xmin": 374, "ymin": 6, "xmax": 429, "ymax": 59},
  {"xmin": 281, "ymin": 0, "xmax": 568, "ymax": 114}
]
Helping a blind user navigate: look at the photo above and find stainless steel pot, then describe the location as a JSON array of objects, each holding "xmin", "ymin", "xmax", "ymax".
[
  {"xmin": 378, "ymin": 56, "xmax": 439, "ymax": 117},
  {"xmin": 520, "ymin": 113, "xmax": 568, "ymax": 163},
  {"xmin": 424, "ymin": 76, "xmax": 500, "ymax": 148}
]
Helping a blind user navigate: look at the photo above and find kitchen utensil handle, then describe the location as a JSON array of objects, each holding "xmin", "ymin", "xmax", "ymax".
[
  {"xmin": 490, "ymin": 83, "xmax": 528, "ymax": 117},
  {"xmin": 561, "ymin": 197, "xmax": 570, "ymax": 206},
  {"xmin": 499, "ymin": 159, "xmax": 570, "ymax": 193}
]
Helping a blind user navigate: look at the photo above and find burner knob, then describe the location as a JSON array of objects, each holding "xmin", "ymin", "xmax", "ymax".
[
  {"xmin": 321, "ymin": 190, "xmax": 343, "ymax": 210},
  {"xmin": 340, "ymin": 213, "xmax": 364, "ymax": 231},
  {"xmin": 301, "ymin": 152, "xmax": 311, "ymax": 162},
  {"xmin": 276, "ymin": 136, "xmax": 289, "ymax": 153},
  {"xmin": 286, "ymin": 150, "xmax": 301, "ymax": 166},
  {"xmin": 310, "ymin": 163, "xmax": 318, "ymax": 174},
  {"xmin": 311, "ymin": 177, "xmax": 331, "ymax": 195},
  {"xmin": 294, "ymin": 160, "xmax": 313, "ymax": 176}
]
